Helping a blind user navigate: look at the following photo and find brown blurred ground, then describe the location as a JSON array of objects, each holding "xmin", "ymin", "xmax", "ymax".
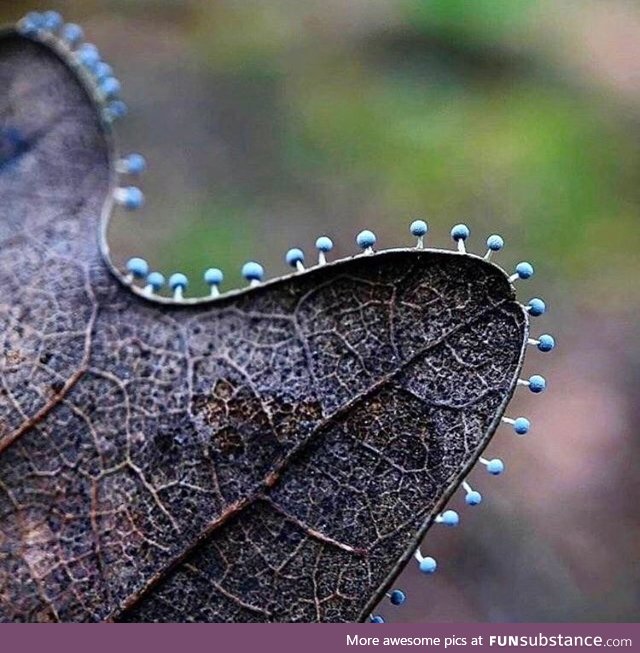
[{"xmin": 1, "ymin": 0, "xmax": 638, "ymax": 622}]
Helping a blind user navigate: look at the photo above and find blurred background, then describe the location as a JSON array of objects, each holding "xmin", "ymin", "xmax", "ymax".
[{"xmin": 2, "ymin": 0, "xmax": 638, "ymax": 622}]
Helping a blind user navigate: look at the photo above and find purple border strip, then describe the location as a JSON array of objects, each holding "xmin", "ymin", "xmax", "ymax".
[{"xmin": 0, "ymin": 622, "xmax": 637, "ymax": 653}]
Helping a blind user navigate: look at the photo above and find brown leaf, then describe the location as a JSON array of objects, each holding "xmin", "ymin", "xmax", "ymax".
[{"xmin": 0, "ymin": 26, "xmax": 528, "ymax": 622}]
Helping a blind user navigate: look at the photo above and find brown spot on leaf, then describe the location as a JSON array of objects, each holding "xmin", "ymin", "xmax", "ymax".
[{"xmin": 4, "ymin": 349, "xmax": 25, "ymax": 367}]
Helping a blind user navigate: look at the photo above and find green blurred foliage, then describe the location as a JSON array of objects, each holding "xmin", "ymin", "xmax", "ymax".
[
  {"xmin": 292, "ymin": 70, "xmax": 639, "ymax": 272},
  {"xmin": 180, "ymin": 0, "xmax": 640, "ymax": 300},
  {"xmin": 405, "ymin": 0, "xmax": 537, "ymax": 42}
]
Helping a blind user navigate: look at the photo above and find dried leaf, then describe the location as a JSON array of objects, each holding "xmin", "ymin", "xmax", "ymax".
[{"xmin": 0, "ymin": 27, "xmax": 528, "ymax": 622}]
